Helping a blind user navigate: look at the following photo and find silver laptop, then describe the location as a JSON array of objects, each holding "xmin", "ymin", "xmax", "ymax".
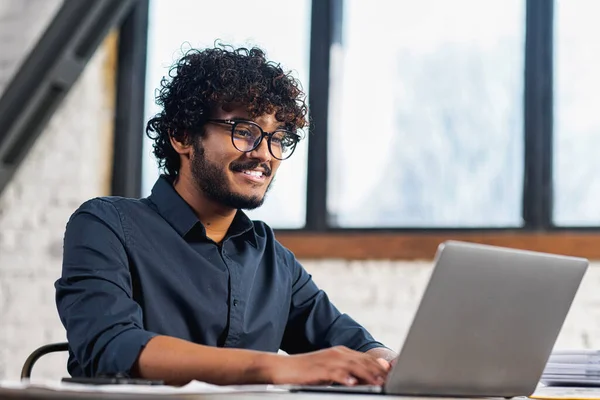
[{"xmin": 291, "ymin": 240, "xmax": 588, "ymax": 397}]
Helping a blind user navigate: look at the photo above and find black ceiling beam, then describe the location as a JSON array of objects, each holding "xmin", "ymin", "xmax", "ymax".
[{"xmin": 0, "ymin": 0, "xmax": 138, "ymax": 196}]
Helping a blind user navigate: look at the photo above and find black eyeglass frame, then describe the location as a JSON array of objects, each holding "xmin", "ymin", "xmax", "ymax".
[{"xmin": 206, "ymin": 119, "xmax": 301, "ymax": 161}]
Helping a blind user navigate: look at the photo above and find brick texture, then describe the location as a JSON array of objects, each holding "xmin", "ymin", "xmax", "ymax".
[{"xmin": 0, "ymin": 0, "xmax": 113, "ymax": 381}]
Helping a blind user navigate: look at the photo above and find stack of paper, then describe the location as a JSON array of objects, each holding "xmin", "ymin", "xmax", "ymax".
[
  {"xmin": 531, "ymin": 385, "xmax": 600, "ymax": 400},
  {"xmin": 541, "ymin": 350, "xmax": 600, "ymax": 387}
]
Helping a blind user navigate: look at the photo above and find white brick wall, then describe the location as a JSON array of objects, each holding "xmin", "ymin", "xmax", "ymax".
[{"xmin": 0, "ymin": 0, "xmax": 113, "ymax": 382}]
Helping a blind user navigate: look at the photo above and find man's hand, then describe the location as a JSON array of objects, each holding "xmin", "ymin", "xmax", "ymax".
[
  {"xmin": 366, "ymin": 346, "xmax": 398, "ymax": 371},
  {"xmin": 268, "ymin": 346, "xmax": 391, "ymax": 386}
]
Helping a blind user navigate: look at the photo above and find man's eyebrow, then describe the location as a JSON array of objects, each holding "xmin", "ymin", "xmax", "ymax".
[{"xmin": 229, "ymin": 117, "xmax": 289, "ymax": 130}]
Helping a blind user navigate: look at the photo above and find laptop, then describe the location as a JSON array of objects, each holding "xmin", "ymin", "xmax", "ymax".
[{"xmin": 291, "ymin": 240, "xmax": 588, "ymax": 397}]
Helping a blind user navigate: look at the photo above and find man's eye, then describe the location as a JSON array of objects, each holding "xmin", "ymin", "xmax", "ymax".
[
  {"xmin": 234, "ymin": 129, "xmax": 253, "ymax": 138},
  {"xmin": 271, "ymin": 132, "xmax": 295, "ymax": 146}
]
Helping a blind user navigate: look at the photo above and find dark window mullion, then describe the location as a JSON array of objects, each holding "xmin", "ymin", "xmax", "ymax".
[
  {"xmin": 522, "ymin": 0, "xmax": 554, "ymax": 230},
  {"xmin": 305, "ymin": 0, "xmax": 335, "ymax": 231},
  {"xmin": 111, "ymin": 0, "xmax": 149, "ymax": 198}
]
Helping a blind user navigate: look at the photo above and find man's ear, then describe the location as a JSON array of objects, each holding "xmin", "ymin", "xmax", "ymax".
[{"xmin": 169, "ymin": 131, "xmax": 193, "ymax": 157}]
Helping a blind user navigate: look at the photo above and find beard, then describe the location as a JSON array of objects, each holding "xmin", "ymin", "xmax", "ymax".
[{"xmin": 190, "ymin": 140, "xmax": 273, "ymax": 210}]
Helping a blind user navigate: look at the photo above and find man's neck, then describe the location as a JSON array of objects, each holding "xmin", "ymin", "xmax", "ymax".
[{"xmin": 173, "ymin": 172, "xmax": 236, "ymax": 244}]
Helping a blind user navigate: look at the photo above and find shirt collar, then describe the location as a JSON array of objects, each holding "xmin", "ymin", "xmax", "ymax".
[{"xmin": 147, "ymin": 175, "xmax": 257, "ymax": 246}]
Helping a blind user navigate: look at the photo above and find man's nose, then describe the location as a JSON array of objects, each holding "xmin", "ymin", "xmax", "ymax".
[{"xmin": 247, "ymin": 136, "xmax": 272, "ymax": 162}]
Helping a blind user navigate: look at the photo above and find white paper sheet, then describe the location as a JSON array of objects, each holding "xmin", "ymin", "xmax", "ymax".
[{"xmin": 0, "ymin": 379, "xmax": 286, "ymax": 395}]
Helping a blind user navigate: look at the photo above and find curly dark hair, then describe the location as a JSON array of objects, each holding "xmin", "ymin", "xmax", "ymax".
[{"xmin": 145, "ymin": 44, "xmax": 309, "ymax": 177}]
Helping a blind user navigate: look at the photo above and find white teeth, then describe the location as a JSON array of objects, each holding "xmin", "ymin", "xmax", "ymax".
[{"xmin": 243, "ymin": 170, "xmax": 263, "ymax": 177}]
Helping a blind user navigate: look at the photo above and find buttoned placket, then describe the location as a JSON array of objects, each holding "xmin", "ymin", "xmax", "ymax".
[{"xmin": 219, "ymin": 239, "xmax": 244, "ymax": 347}]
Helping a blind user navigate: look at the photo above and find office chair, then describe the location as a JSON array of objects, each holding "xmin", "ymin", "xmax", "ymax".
[{"xmin": 21, "ymin": 342, "xmax": 69, "ymax": 380}]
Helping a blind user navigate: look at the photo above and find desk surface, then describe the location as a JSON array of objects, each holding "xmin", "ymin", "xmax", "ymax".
[{"xmin": 0, "ymin": 387, "xmax": 489, "ymax": 400}]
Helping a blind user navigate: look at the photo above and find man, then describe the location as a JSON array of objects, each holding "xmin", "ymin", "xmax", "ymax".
[{"xmin": 55, "ymin": 44, "xmax": 396, "ymax": 386}]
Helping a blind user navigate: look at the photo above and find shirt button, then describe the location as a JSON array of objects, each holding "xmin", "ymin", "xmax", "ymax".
[{"xmin": 233, "ymin": 299, "xmax": 239, "ymax": 307}]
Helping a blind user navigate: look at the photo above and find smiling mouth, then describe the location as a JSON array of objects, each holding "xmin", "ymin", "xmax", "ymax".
[
  {"xmin": 243, "ymin": 170, "xmax": 264, "ymax": 178},
  {"xmin": 235, "ymin": 169, "xmax": 268, "ymax": 184},
  {"xmin": 231, "ymin": 161, "xmax": 272, "ymax": 185}
]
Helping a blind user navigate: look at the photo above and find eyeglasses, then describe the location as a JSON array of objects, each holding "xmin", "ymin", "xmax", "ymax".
[{"xmin": 206, "ymin": 119, "xmax": 301, "ymax": 161}]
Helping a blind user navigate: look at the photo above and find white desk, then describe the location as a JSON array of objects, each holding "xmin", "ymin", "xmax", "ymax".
[{"xmin": 0, "ymin": 387, "xmax": 462, "ymax": 400}]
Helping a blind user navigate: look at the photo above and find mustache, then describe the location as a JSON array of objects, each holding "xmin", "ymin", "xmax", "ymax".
[{"xmin": 230, "ymin": 161, "xmax": 272, "ymax": 177}]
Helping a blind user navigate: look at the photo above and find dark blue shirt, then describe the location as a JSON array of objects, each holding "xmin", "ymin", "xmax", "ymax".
[{"xmin": 55, "ymin": 175, "xmax": 384, "ymax": 377}]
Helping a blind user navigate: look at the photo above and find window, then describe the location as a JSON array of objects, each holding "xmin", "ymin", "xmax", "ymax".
[
  {"xmin": 553, "ymin": 0, "xmax": 600, "ymax": 226},
  {"xmin": 126, "ymin": 0, "xmax": 600, "ymax": 259},
  {"xmin": 142, "ymin": 0, "xmax": 312, "ymax": 228},
  {"xmin": 327, "ymin": 0, "xmax": 526, "ymax": 228}
]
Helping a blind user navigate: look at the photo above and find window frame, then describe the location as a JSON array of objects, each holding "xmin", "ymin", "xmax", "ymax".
[{"xmin": 121, "ymin": 0, "xmax": 600, "ymax": 260}]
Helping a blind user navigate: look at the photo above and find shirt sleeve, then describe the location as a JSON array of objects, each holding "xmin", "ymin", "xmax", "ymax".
[
  {"xmin": 55, "ymin": 198, "xmax": 158, "ymax": 377},
  {"xmin": 278, "ymin": 244, "xmax": 387, "ymax": 355}
]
